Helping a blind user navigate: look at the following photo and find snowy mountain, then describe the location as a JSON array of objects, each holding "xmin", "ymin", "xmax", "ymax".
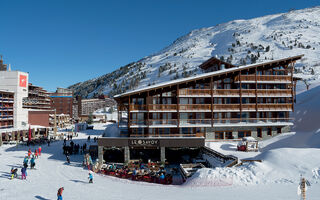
[{"xmin": 69, "ymin": 6, "xmax": 320, "ymax": 98}]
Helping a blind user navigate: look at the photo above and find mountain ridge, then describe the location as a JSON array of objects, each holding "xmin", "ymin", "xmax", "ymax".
[{"xmin": 69, "ymin": 6, "xmax": 320, "ymax": 98}]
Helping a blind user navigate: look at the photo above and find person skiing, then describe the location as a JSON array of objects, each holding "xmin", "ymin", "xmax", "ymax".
[
  {"xmin": 88, "ymin": 172, "xmax": 93, "ymax": 183},
  {"xmin": 10, "ymin": 168, "xmax": 18, "ymax": 179},
  {"xmin": 57, "ymin": 187, "xmax": 64, "ymax": 200},
  {"xmin": 30, "ymin": 156, "xmax": 36, "ymax": 169},
  {"xmin": 21, "ymin": 167, "xmax": 27, "ymax": 180},
  {"xmin": 38, "ymin": 146, "xmax": 42, "ymax": 156}
]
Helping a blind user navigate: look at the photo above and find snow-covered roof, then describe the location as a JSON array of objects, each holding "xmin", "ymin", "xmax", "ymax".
[{"xmin": 114, "ymin": 55, "xmax": 304, "ymax": 98}]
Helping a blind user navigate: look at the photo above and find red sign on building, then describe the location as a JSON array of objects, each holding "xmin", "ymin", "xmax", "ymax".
[{"xmin": 19, "ymin": 75, "xmax": 27, "ymax": 88}]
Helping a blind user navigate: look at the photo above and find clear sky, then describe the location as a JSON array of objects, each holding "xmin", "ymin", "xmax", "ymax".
[{"xmin": 0, "ymin": 0, "xmax": 319, "ymax": 91}]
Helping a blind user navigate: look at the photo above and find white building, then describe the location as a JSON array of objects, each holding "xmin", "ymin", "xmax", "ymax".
[{"xmin": 0, "ymin": 70, "xmax": 29, "ymax": 128}]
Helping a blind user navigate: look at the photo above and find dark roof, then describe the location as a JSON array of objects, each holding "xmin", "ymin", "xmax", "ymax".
[{"xmin": 198, "ymin": 57, "xmax": 237, "ymax": 70}]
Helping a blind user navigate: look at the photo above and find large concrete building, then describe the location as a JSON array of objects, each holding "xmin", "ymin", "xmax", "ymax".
[{"xmin": 0, "ymin": 58, "xmax": 29, "ymax": 129}]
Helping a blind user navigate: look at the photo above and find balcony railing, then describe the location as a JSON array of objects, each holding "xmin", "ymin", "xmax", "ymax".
[
  {"xmin": 179, "ymin": 104, "xmax": 211, "ymax": 111},
  {"xmin": 148, "ymin": 104, "xmax": 177, "ymax": 111},
  {"xmin": 235, "ymin": 75, "xmax": 291, "ymax": 82},
  {"xmin": 178, "ymin": 89, "xmax": 292, "ymax": 97},
  {"xmin": 258, "ymin": 103, "xmax": 292, "ymax": 110},
  {"xmin": 129, "ymin": 104, "xmax": 146, "ymax": 111},
  {"xmin": 129, "ymin": 102, "xmax": 292, "ymax": 112},
  {"xmin": 179, "ymin": 89, "xmax": 211, "ymax": 96},
  {"xmin": 213, "ymin": 118, "xmax": 293, "ymax": 124},
  {"xmin": 148, "ymin": 119, "xmax": 178, "ymax": 126},
  {"xmin": 179, "ymin": 119, "xmax": 212, "ymax": 125},
  {"xmin": 130, "ymin": 133, "xmax": 205, "ymax": 137},
  {"xmin": 128, "ymin": 118, "xmax": 293, "ymax": 127}
]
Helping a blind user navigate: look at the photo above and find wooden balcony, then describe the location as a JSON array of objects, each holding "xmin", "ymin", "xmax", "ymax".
[
  {"xmin": 129, "ymin": 102, "xmax": 292, "ymax": 112},
  {"xmin": 179, "ymin": 89, "xmax": 211, "ymax": 96},
  {"xmin": 129, "ymin": 104, "xmax": 147, "ymax": 111},
  {"xmin": 148, "ymin": 119, "xmax": 178, "ymax": 126},
  {"xmin": 213, "ymin": 104, "xmax": 240, "ymax": 111},
  {"xmin": 258, "ymin": 103, "xmax": 292, "ymax": 111},
  {"xmin": 236, "ymin": 75, "xmax": 291, "ymax": 82},
  {"xmin": 213, "ymin": 118, "xmax": 292, "ymax": 124},
  {"xmin": 148, "ymin": 104, "xmax": 177, "ymax": 111},
  {"xmin": 179, "ymin": 104, "xmax": 211, "ymax": 111},
  {"xmin": 130, "ymin": 133, "xmax": 205, "ymax": 137},
  {"xmin": 178, "ymin": 89, "xmax": 292, "ymax": 97}
]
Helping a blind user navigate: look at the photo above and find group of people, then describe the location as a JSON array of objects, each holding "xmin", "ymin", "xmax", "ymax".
[
  {"xmin": 10, "ymin": 146, "xmax": 42, "ymax": 180},
  {"xmin": 102, "ymin": 161, "xmax": 173, "ymax": 184}
]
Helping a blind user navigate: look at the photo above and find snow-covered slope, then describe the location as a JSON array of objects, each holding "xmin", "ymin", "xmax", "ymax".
[{"xmin": 69, "ymin": 6, "xmax": 320, "ymax": 98}]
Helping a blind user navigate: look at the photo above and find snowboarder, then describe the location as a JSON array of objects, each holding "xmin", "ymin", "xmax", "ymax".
[
  {"xmin": 87, "ymin": 136, "xmax": 90, "ymax": 142},
  {"xmin": 38, "ymin": 146, "xmax": 42, "ymax": 156},
  {"xmin": 57, "ymin": 187, "xmax": 64, "ymax": 200},
  {"xmin": 10, "ymin": 168, "xmax": 18, "ymax": 179},
  {"xmin": 88, "ymin": 172, "xmax": 93, "ymax": 183},
  {"xmin": 30, "ymin": 156, "xmax": 36, "ymax": 169}
]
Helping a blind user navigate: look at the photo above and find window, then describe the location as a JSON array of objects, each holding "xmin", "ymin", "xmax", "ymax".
[
  {"xmin": 225, "ymin": 132, "xmax": 233, "ymax": 139},
  {"xmin": 267, "ymin": 128, "xmax": 272, "ymax": 136},
  {"xmin": 257, "ymin": 128, "xmax": 262, "ymax": 138},
  {"xmin": 215, "ymin": 132, "xmax": 224, "ymax": 139},
  {"xmin": 277, "ymin": 127, "xmax": 282, "ymax": 134},
  {"xmin": 238, "ymin": 131, "xmax": 251, "ymax": 138}
]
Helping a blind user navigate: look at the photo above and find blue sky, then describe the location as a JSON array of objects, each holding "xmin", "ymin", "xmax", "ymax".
[{"xmin": 0, "ymin": 0, "xmax": 318, "ymax": 91}]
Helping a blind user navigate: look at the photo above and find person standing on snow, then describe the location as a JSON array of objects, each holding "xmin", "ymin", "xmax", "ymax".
[
  {"xmin": 35, "ymin": 149, "xmax": 38, "ymax": 159},
  {"xmin": 88, "ymin": 172, "xmax": 93, "ymax": 183},
  {"xmin": 38, "ymin": 146, "xmax": 42, "ymax": 156},
  {"xmin": 57, "ymin": 187, "xmax": 64, "ymax": 200},
  {"xmin": 21, "ymin": 167, "xmax": 27, "ymax": 180},
  {"xmin": 30, "ymin": 156, "xmax": 36, "ymax": 169},
  {"xmin": 28, "ymin": 149, "xmax": 32, "ymax": 158}
]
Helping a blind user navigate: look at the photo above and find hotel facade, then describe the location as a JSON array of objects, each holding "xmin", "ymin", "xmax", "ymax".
[{"xmin": 114, "ymin": 55, "xmax": 303, "ymax": 140}]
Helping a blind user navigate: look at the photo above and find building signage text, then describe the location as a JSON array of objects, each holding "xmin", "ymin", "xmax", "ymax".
[{"xmin": 129, "ymin": 139, "xmax": 159, "ymax": 147}]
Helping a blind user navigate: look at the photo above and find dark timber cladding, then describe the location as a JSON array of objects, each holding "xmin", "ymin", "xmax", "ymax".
[
  {"xmin": 98, "ymin": 137, "xmax": 205, "ymax": 148},
  {"xmin": 115, "ymin": 55, "xmax": 304, "ymax": 140}
]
